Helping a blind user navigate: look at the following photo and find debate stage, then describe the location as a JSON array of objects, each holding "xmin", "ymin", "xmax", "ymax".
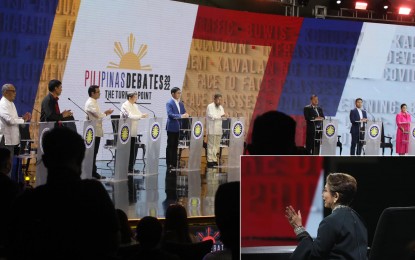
[{"xmin": 95, "ymin": 158, "xmax": 240, "ymax": 220}]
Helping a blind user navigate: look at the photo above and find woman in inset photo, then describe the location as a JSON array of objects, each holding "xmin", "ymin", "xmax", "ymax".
[{"xmin": 285, "ymin": 173, "xmax": 367, "ymax": 260}]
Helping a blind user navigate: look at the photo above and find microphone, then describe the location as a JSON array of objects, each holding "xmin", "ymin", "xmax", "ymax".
[
  {"xmin": 106, "ymin": 98, "xmax": 127, "ymax": 117},
  {"xmin": 363, "ymin": 106, "xmax": 375, "ymax": 121},
  {"xmin": 181, "ymin": 100, "xmax": 198, "ymax": 117},
  {"xmin": 136, "ymin": 103, "xmax": 156, "ymax": 118},
  {"xmin": 68, "ymin": 98, "xmax": 88, "ymax": 116}
]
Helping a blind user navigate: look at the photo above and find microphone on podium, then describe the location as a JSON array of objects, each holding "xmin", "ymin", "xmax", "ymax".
[
  {"xmin": 136, "ymin": 103, "xmax": 156, "ymax": 118},
  {"xmin": 106, "ymin": 98, "xmax": 127, "ymax": 117},
  {"xmin": 68, "ymin": 98, "xmax": 88, "ymax": 116},
  {"xmin": 363, "ymin": 106, "xmax": 375, "ymax": 121}
]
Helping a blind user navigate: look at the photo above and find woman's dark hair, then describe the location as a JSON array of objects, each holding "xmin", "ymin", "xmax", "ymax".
[
  {"xmin": 0, "ymin": 148, "xmax": 11, "ymax": 173},
  {"xmin": 326, "ymin": 173, "xmax": 357, "ymax": 206},
  {"xmin": 163, "ymin": 204, "xmax": 192, "ymax": 243},
  {"xmin": 401, "ymin": 103, "xmax": 407, "ymax": 109}
]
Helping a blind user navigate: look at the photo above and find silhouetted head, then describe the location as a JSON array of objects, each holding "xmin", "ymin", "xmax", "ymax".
[
  {"xmin": 0, "ymin": 148, "xmax": 12, "ymax": 175},
  {"xmin": 136, "ymin": 216, "xmax": 162, "ymax": 249},
  {"xmin": 42, "ymin": 127, "xmax": 85, "ymax": 182},
  {"xmin": 215, "ymin": 182, "xmax": 240, "ymax": 253},
  {"xmin": 248, "ymin": 111, "xmax": 296, "ymax": 155},
  {"xmin": 116, "ymin": 209, "xmax": 133, "ymax": 244},
  {"xmin": 164, "ymin": 204, "xmax": 191, "ymax": 243}
]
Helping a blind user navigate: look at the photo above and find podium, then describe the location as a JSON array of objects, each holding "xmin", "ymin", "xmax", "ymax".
[
  {"xmin": 81, "ymin": 120, "xmax": 97, "ymax": 180},
  {"xmin": 408, "ymin": 122, "xmax": 415, "ymax": 155},
  {"xmin": 320, "ymin": 119, "xmax": 338, "ymax": 155},
  {"xmin": 220, "ymin": 117, "xmax": 244, "ymax": 167},
  {"xmin": 364, "ymin": 121, "xmax": 382, "ymax": 155},
  {"xmin": 310, "ymin": 118, "xmax": 323, "ymax": 155},
  {"xmin": 114, "ymin": 118, "xmax": 132, "ymax": 181},
  {"xmin": 177, "ymin": 117, "xmax": 205, "ymax": 171},
  {"xmin": 136, "ymin": 117, "xmax": 163, "ymax": 175},
  {"xmin": 35, "ymin": 122, "xmax": 55, "ymax": 186}
]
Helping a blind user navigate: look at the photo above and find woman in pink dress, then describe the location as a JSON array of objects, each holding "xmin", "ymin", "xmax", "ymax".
[{"xmin": 396, "ymin": 104, "xmax": 411, "ymax": 155}]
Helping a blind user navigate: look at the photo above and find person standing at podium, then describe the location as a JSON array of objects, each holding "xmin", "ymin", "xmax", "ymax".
[
  {"xmin": 396, "ymin": 103, "xmax": 411, "ymax": 155},
  {"xmin": 304, "ymin": 95, "xmax": 324, "ymax": 155},
  {"xmin": 350, "ymin": 98, "xmax": 367, "ymax": 155},
  {"xmin": 121, "ymin": 91, "xmax": 148, "ymax": 174},
  {"xmin": 206, "ymin": 93, "xmax": 226, "ymax": 168},
  {"xmin": 0, "ymin": 84, "xmax": 31, "ymax": 176},
  {"xmin": 84, "ymin": 85, "xmax": 113, "ymax": 179},
  {"xmin": 166, "ymin": 87, "xmax": 189, "ymax": 170}
]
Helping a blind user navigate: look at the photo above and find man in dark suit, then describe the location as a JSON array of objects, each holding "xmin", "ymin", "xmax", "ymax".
[
  {"xmin": 166, "ymin": 87, "xmax": 189, "ymax": 169},
  {"xmin": 304, "ymin": 95, "xmax": 325, "ymax": 155},
  {"xmin": 350, "ymin": 98, "xmax": 368, "ymax": 155},
  {"xmin": 40, "ymin": 79, "xmax": 73, "ymax": 122}
]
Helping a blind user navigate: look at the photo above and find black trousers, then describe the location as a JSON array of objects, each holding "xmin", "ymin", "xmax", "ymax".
[
  {"xmin": 350, "ymin": 131, "xmax": 364, "ymax": 155},
  {"xmin": 166, "ymin": 131, "xmax": 179, "ymax": 167},
  {"xmin": 128, "ymin": 137, "xmax": 138, "ymax": 171},
  {"xmin": 92, "ymin": 137, "xmax": 101, "ymax": 174}
]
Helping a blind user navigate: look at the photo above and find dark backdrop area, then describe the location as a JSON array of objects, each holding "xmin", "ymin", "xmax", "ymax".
[{"xmin": 324, "ymin": 157, "xmax": 415, "ymax": 246}]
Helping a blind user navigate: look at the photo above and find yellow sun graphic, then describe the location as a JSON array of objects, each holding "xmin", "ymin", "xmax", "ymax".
[
  {"xmin": 151, "ymin": 124, "xmax": 160, "ymax": 139},
  {"xmin": 107, "ymin": 33, "xmax": 152, "ymax": 70},
  {"xmin": 121, "ymin": 126, "xmax": 130, "ymax": 141},
  {"xmin": 194, "ymin": 124, "xmax": 202, "ymax": 137},
  {"xmin": 85, "ymin": 128, "xmax": 94, "ymax": 145},
  {"xmin": 234, "ymin": 123, "xmax": 242, "ymax": 136},
  {"xmin": 326, "ymin": 125, "xmax": 335, "ymax": 136},
  {"xmin": 370, "ymin": 126, "xmax": 378, "ymax": 137}
]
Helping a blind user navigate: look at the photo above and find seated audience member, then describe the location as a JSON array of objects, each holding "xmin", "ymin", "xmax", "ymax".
[
  {"xmin": 129, "ymin": 216, "xmax": 179, "ymax": 260},
  {"xmin": 7, "ymin": 127, "xmax": 119, "ymax": 260},
  {"xmin": 162, "ymin": 204, "xmax": 198, "ymax": 244},
  {"xmin": 246, "ymin": 111, "xmax": 297, "ymax": 155},
  {"xmin": 285, "ymin": 173, "xmax": 367, "ymax": 259},
  {"xmin": 0, "ymin": 148, "xmax": 20, "ymax": 256},
  {"xmin": 116, "ymin": 209, "xmax": 134, "ymax": 245},
  {"xmin": 203, "ymin": 181, "xmax": 240, "ymax": 260}
]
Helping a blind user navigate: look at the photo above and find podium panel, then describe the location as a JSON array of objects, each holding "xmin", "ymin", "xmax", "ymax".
[
  {"xmin": 408, "ymin": 122, "xmax": 415, "ymax": 155},
  {"xmin": 227, "ymin": 117, "xmax": 244, "ymax": 168},
  {"xmin": 114, "ymin": 118, "xmax": 132, "ymax": 181},
  {"xmin": 364, "ymin": 121, "xmax": 382, "ymax": 155},
  {"xmin": 320, "ymin": 119, "xmax": 338, "ymax": 155},
  {"xmin": 178, "ymin": 117, "xmax": 204, "ymax": 171},
  {"xmin": 136, "ymin": 117, "xmax": 163, "ymax": 174},
  {"xmin": 81, "ymin": 120, "xmax": 97, "ymax": 180},
  {"xmin": 35, "ymin": 122, "xmax": 55, "ymax": 186}
]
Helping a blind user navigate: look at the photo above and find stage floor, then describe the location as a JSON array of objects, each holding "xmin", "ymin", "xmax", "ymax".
[{"xmin": 95, "ymin": 159, "xmax": 240, "ymax": 220}]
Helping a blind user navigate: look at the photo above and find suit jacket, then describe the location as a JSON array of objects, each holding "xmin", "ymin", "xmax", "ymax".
[
  {"xmin": 292, "ymin": 207, "xmax": 368, "ymax": 260},
  {"xmin": 41, "ymin": 93, "xmax": 77, "ymax": 131},
  {"xmin": 350, "ymin": 108, "xmax": 367, "ymax": 135},
  {"xmin": 304, "ymin": 105, "xmax": 324, "ymax": 130},
  {"xmin": 166, "ymin": 98, "xmax": 186, "ymax": 133},
  {"xmin": 40, "ymin": 93, "xmax": 64, "ymax": 122}
]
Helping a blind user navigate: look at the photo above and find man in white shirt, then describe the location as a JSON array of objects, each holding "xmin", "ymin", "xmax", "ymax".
[
  {"xmin": 0, "ymin": 84, "xmax": 31, "ymax": 176},
  {"xmin": 206, "ymin": 94, "xmax": 226, "ymax": 168},
  {"xmin": 85, "ymin": 85, "xmax": 113, "ymax": 179},
  {"xmin": 121, "ymin": 91, "xmax": 148, "ymax": 173}
]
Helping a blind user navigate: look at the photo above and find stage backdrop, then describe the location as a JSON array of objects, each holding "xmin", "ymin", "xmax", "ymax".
[{"xmin": 1, "ymin": 0, "xmax": 415, "ymax": 158}]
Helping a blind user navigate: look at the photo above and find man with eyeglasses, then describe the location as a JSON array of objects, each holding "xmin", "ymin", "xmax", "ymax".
[{"xmin": 0, "ymin": 83, "xmax": 31, "ymax": 176}]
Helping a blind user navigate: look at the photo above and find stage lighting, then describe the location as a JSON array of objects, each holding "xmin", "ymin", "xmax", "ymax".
[
  {"xmin": 355, "ymin": 2, "xmax": 368, "ymax": 10},
  {"xmin": 336, "ymin": 0, "xmax": 341, "ymax": 4},
  {"xmin": 382, "ymin": 0, "xmax": 390, "ymax": 10},
  {"xmin": 398, "ymin": 7, "xmax": 411, "ymax": 15}
]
